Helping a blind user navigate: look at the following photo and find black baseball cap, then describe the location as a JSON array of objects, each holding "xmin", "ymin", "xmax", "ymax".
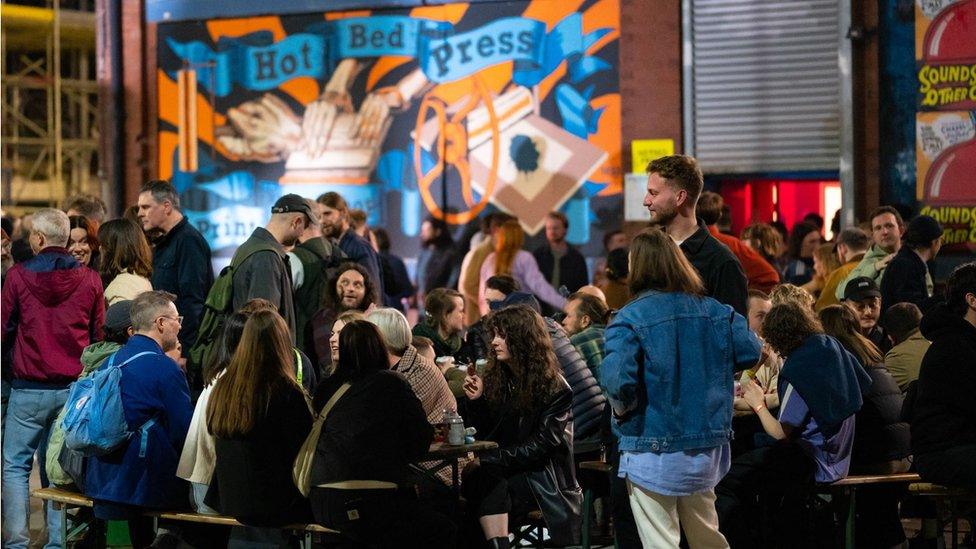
[
  {"xmin": 271, "ymin": 194, "xmax": 315, "ymax": 224},
  {"xmin": 843, "ymin": 276, "xmax": 882, "ymax": 302},
  {"xmin": 905, "ymin": 215, "xmax": 943, "ymax": 246}
]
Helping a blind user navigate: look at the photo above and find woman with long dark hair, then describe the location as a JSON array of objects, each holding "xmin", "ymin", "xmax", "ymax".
[
  {"xmin": 818, "ymin": 305, "xmax": 910, "ymax": 549},
  {"xmin": 309, "ymin": 320, "xmax": 454, "ymax": 547},
  {"xmin": 601, "ymin": 228, "xmax": 761, "ymax": 548},
  {"xmin": 782, "ymin": 221, "xmax": 822, "ymax": 285},
  {"xmin": 461, "ymin": 305, "xmax": 582, "ymax": 548},
  {"xmin": 206, "ymin": 309, "xmax": 313, "ymax": 528},
  {"xmin": 97, "ymin": 218, "xmax": 153, "ymax": 305}
]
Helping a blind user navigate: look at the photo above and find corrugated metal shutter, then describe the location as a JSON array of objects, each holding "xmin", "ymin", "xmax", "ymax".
[{"xmin": 688, "ymin": 0, "xmax": 841, "ymax": 173}]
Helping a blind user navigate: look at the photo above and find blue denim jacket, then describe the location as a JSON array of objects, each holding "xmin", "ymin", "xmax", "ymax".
[{"xmin": 601, "ymin": 290, "xmax": 761, "ymax": 453}]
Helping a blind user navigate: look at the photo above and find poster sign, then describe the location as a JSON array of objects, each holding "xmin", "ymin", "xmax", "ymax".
[
  {"xmin": 156, "ymin": 1, "xmax": 622, "ymax": 258},
  {"xmin": 624, "ymin": 173, "xmax": 650, "ymax": 221},
  {"xmin": 915, "ymin": 0, "xmax": 976, "ymax": 252},
  {"xmin": 630, "ymin": 138, "xmax": 674, "ymax": 174}
]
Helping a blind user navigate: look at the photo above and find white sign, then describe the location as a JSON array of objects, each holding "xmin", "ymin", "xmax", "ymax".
[{"xmin": 624, "ymin": 173, "xmax": 650, "ymax": 221}]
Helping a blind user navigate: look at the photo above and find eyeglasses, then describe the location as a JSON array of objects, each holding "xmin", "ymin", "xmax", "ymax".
[{"xmin": 157, "ymin": 315, "xmax": 184, "ymax": 325}]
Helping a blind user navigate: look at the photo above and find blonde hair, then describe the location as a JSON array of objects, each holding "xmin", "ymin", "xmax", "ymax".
[{"xmin": 770, "ymin": 283, "xmax": 815, "ymax": 310}]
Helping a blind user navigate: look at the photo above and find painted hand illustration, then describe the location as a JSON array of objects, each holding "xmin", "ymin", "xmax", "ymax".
[
  {"xmin": 301, "ymin": 59, "xmax": 358, "ymax": 157},
  {"xmin": 217, "ymin": 93, "xmax": 302, "ymax": 162}
]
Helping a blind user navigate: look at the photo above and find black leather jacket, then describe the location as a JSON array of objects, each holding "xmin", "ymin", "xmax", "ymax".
[{"xmin": 466, "ymin": 375, "xmax": 582, "ymax": 545}]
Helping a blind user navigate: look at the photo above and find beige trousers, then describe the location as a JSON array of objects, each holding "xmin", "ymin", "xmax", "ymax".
[{"xmin": 626, "ymin": 481, "xmax": 729, "ymax": 549}]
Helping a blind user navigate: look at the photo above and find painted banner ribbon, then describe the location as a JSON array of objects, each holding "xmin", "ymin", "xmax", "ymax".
[{"xmin": 166, "ymin": 13, "xmax": 610, "ymax": 94}]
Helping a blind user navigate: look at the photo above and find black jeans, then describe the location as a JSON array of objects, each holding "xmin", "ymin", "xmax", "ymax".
[
  {"xmin": 461, "ymin": 464, "xmax": 535, "ymax": 519},
  {"xmin": 309, "ymin": 486, "xmax": 455, "ymax": 548},
  {"xmin": 605, "ymin": 442, "xmax": 641, "ymax": 549},
  {"xmin": 714, "ymin": 442, "xmax": 816, "ymax": 548},
  {"xmin": 915, "ymin": 444, "xmax": 976, "ymax": 491}
]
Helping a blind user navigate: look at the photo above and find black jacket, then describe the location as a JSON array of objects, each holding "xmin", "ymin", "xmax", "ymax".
[
  {"xmin": 910, "ymin": 304, "xmax": 976, "ymax": 455},
  {"xmin": 151, "ymin": 216, "xmax": 214, "ymax": 352},
  {"xmin": 880, "ymin": 246, "xmax": 939, "ymax": 313},
  {"xmin": 680, "ymin": 220, "xmax": 748, "ymax": 316},
  {"xmin": 232, "ymin": 227, "xmax": 296, "ymax": 341},
  {"xmin": 533, "ymin": 244, "xmax": 589, "ymax": 294},
  {"xmin": 379, "ymin": 251, "xmax": 413, "ymax": 310},
  {"xmin": 466, "ymin": 375, "xmax": 582, "ymax": 546},
  {"xmin": 292, "ymin": 237, "xmax": 342, "ymax": 354},
  {"xmin": 310, "ymin": 370, "xmax": 433, "ymax": 486},
  {"xmin": 545, "ymin": 318, "xmax": 607, "ymax": 452},
  {"xmin": 208, "ymin": 383, "xmax": 313, "ymax": 526},
  {"xmin": 852, "ymin": 363, "xmax": 911, "ymax": 470},
  {"xmin": 418, "ymin": 242, "xmax": 458, "ymax": 295}
]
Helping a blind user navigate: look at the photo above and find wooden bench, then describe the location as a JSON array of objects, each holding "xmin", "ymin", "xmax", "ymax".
[
  {"xmin": 32, "ymin": 487, "xmax": 341, "ymax": 548},
  {"xmin": 818, "ymin": 473, "xmax": 921, "ymax": 549},
  {"xmin": 909, "ymin": 482, "xmax": 976, "ymax": 549}
]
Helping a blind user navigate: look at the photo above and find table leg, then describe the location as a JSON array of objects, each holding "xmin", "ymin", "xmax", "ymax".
[{"xmin": 452, "ymin": 460, "xmax": 460, "ymax": 501}]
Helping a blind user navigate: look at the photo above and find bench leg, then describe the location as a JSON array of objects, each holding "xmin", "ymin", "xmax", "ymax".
[
  {"xmin": 582, "ymin": 487, "xmax": 592, "ymax": 549},
  {"xmin": 60, "ymin": 505, "xmax": 69, "ymax": 548}
]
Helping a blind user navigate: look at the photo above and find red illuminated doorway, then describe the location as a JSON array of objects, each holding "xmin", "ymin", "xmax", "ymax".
[{"xmin": 717, "ymin": 179, "xmax": 841, "ymax": 239}]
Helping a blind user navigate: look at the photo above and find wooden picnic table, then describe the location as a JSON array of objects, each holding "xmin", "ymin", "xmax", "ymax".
[{"xmin": 417, "ymin": 440, "xmax": 499, "ymax": 498}]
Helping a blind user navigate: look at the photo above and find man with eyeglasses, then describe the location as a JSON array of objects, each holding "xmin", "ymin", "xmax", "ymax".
[
  {"xmin": 231, "ymin": 194, "xmax": 317, "ymax": 341},
  {"xmin": 1, "ymin": 208, "xmax": 104, "ymax": 549},
  {"xmin": 86, "ymin": 290, "xmax": 194, "ymax": 547}
]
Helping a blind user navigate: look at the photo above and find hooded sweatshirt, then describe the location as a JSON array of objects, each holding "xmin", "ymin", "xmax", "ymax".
[
  {"xmin": 910, "ymin": 304, "xmax": 976, "ymax": 455},
  {"xmin": 1, "ymin": 246, "xmax": 105, "ymax": 386}
]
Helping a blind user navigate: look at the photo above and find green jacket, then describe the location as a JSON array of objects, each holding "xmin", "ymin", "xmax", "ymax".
[
  {"xmin": 45, "ymin": 341, "xmax": 121, "ymax": 487},
  {"xmin": 835, "ymin": 244, "xmax": 892, "ymax": 300}
]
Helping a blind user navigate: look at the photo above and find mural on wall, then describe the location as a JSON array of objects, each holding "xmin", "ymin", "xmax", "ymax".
[
  {"xmin": 914, "ymin": 0, "xmax": 976, "ymax": 251},
  {"xmin": 156, "ymin": 1, "xmax": 622, "ymax": 260}
]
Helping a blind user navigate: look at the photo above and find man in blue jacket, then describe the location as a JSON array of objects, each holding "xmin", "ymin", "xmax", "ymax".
[
  {"xmin": 85, "ymin": 290, "xmax": 193, "ymax": 547},
  {"xmin": 138, "ymin": 180, "xmax": 214, "ymax": 362}
]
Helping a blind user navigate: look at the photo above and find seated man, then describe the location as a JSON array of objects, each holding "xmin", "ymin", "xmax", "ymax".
[
  {"xmin": 910, "ymin": 262, "xmax": 976, "ymax": 491},
  {"xmin": 85, "ymin": 291, "xmax": 193, "ymax": 547},
  {"xmin": 843, "ymin": 276, "xmax": 890, "ymax": 353},
  {"xmin": 884, "ymin": 302, "xmax": 930, "ymax": 391},
  {"xmin": 561, "ymin": 292, "xmax": 610, "ymax": 382}
]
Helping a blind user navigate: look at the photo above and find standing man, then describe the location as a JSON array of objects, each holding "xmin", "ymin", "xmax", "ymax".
[
  {"xmin": 232, "ymin": 194, "xmax": 314, "ymax": 339},
  {"xmin": 534, "ymin": 211, "xmax": 589, "ymax": 295},
  {"xmin": 2, "ymin": 209, "xmax": 105, "ymax": 549},
  {"xmin": 816, "ymin": 227, "xmax": 871, "ymax": 311},
  {"xmin": 836, "ymin": 206, "xmax": 905, "ymax": 299},
  {"xmin": 644, "ymin": 155, "xmax": 748, "ymax": 315},
  {"xmin": 881, "ymin": 215, "xmax": 943, "ymax": 312},
  {"xmin": 138, "ymin": 180, "xmax": 214, "ymax": 359},
  {"xmin": 316, "ymin": 191, "xmax": 383, "ymax": 296},
  {"xmin": 697, "ymin": 192, "xmax": 780, "ymax": 293},
  {"xmin": 288, "ymin": 198, "xmax": 341, "ymax": 353}
]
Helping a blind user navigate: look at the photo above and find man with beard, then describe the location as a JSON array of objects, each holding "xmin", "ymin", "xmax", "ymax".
[
  {"xmin": 643, "ymin": 155, "xmax": 747, "ymax": 315},
  {"xmin": 843, "ymin": 276, "xmax": 891, "ymax": 353},
  {"xmin": 316, "ymin": 192, "xmax": 383, "ymax": 296},
  {"xmin": 232, "ymin": 195, "xmax": 315, "ymax": 340},
  {"xmin": 311, "ymin": 262, "xmax": 379, "ymax": 374}
]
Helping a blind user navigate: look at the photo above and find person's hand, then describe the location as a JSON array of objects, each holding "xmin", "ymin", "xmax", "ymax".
[
  {"xmin": 217, "ymin": 93, "xmax": 302, "ymax": 162},
  {"xmin": 352, "ymin": 91, "xmax": 394, "ymax": 148},
  {"xmin": 301, "ymin": 97, "xmax": 341, "ymax": 157},
  {"xmin": 876, "ymin": 253, "xmax": 895, "ymax": 271},
  {"xmin": 742, "ymin": 378, "xmax": 765, "ymax": 411},
  {"xmin": 462, "ymin": 456, "xmax": 481, "ymax": 475},
  {"xmin": 463, "ymin": 373, "xmax": 484, "ymax": 400},
  {"xmin": 363, "ymin": 302, "xmax": 377, "ymax": 316}
]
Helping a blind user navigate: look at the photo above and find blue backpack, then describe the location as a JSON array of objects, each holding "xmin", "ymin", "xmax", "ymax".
[{"xmin": 62, "ymin": 351, "xmax": 157, "ymax": 457}]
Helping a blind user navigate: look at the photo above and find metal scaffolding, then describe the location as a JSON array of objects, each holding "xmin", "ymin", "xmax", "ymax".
[{"xmin": 1, "ymin": 1, "xmax": 99, "ymax": 213}]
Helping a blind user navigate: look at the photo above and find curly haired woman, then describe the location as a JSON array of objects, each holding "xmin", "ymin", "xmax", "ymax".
[{"xmin": 461, "ymin": 305, "xmax": 582, "ymax": 548}]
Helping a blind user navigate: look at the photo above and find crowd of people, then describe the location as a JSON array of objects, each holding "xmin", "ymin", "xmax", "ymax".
[{"xmin": 1, "ymin": 153, "xmax": 974, "ymax": 549}]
